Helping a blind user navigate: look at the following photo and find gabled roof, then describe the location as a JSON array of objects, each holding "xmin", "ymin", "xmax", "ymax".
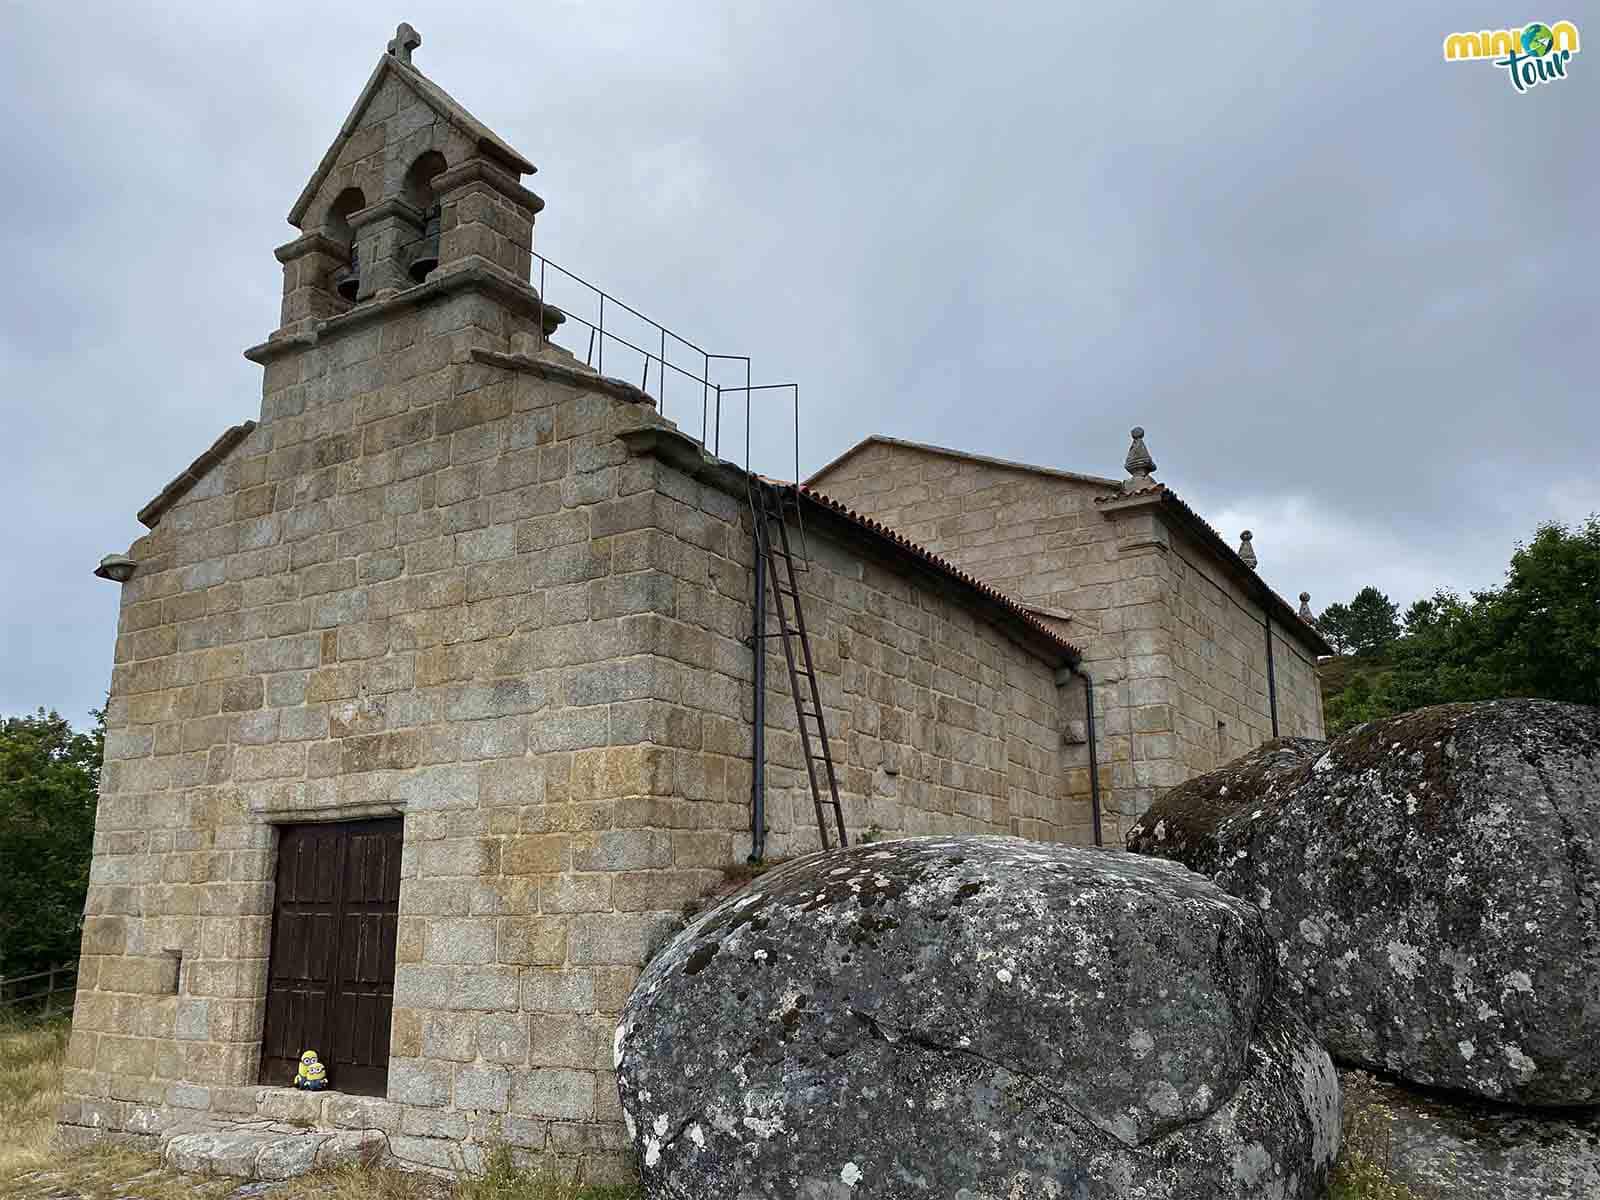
[
  {"xmin": 795, "ymin": 484, "xmax": 1083, "ymax": 665},
  {"xmin": 811, "ymin": 435, "xmax": 1328, "ymax": 657},
  {"xmin": 806, "ymin": 435, "xmax": 1121, "ymax": 490},
  {"xmin": 288, "ymin": 53, "xmax": 536, "ymax": 228},
  {"xmin": 609, "ymin": 420, "xmax": 1082, "ymax": 669},
  {"xmin": 137, "ymin": 421, "xmax": 256, "ymax": 529},
  {"xmin": 1098, "ymin": 483, "xmax": 1333, "ymax": 657},
  {"xmin": 1161, "ymin": 486, "xmax": 1332, "ymax": 655}
]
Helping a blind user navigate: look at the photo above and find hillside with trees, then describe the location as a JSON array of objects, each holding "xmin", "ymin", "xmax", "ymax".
[
  {"xmin": 1317, "ymin": 516, "xmax": 1599, "ymax": 733},
  {"xmin": 0, "ymin": 709, "xmax": 102, "ymax": 979}
]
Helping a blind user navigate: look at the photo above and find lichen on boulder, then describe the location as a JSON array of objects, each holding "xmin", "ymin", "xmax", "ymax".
[
  {"xmin": 616, "ymin": 835, "xmax": 1340, "ymax": 1198},
  {"xmin": 1128, "ymin": 699, "xmax": 1600, "ymax": 1107}
]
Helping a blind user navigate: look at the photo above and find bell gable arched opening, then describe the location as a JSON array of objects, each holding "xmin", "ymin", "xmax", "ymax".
[
  {"xmin": 325, "ymin": 187, "xmax": 367, "ymax": 301},
  {"xmin": 401, "ymin": 152, "xmax": 447, "ymax": 283}
]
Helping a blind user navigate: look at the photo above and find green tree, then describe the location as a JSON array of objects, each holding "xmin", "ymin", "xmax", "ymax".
[
  {"xmin": 1316, "ymin": 601, "xmax": 1356, "ymax": 655},
  {"xmin": 1481, "ymin": 517, "xmax": 1600, "ymax": 706},
  {"xmin": 1344, "ymin": 586, "xmax": 1401, "ymax": 657},
  {"xmin": 1323, "ymin": 671, "xmax": 1390, "ymax": 732},
  {"xmin": 1381, "ymin": 590, "xmax": 1503, "ymax": 708},
  {"xmin": 1323, "ymin": 517, "xmax": 1600, "ymax": 730},
  {"xmin": 1401, "ymin": 597, "xmax": 1438, "ymax": 637},
  {"xmin": 0, "ymin": 709, "xmax": 103, "ymax": 978}
]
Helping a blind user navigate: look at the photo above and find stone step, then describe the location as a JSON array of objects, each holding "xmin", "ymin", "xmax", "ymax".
[{"xmin": 160, "ymin": 1127, "xmax": 387, "ymax": 1181}]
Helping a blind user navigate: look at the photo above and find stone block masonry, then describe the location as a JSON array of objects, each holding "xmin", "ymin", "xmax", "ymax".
[
  {"xmin": 808, "ymin": 436, "xmax": 1329, "ymax": 840},
  {"xmin": 65, "ymin": 28, "xmax": 1094, "ymax": 1179},
  {"xmin": 66, "ymin": 320, "xmax": 1085, "ymax": 1176},
  {"xmin": 65, "ymin": 165, "xmax": 1084, "ymax": 1191}
]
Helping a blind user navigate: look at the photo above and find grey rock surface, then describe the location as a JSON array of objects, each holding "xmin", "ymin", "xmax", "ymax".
[
  {"xmin": 616, "ymin": 835, "xmax": 1340, "ymax": 1199},
  {"xmin": 1127, "ymin": 700, "xmax": 1600, "ymax": 1107},
  {"xmin": 160, "ymin": 1126, "xmax": 387, "ymax": 1181},
  {"xmin": 164, "ymin": 1131, "xmax": 284, "ymax": 1177},
  {"xmin": 253, "ymin": 1133, "xmax": 327, "ymax": 1180},
  {"xmin": 1342, "ymin": 1069, "xmax": 1600, "ymax": 1199}
]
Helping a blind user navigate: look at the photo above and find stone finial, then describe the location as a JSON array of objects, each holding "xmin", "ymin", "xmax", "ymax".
[
  {"xmin": 1298, "ymin": 591, "xmax": 1314, "ymax": 621},
  {"xmin": 1122, "ymin": 426, "xmax": 1157, "ymax": 492},
  {"xmin": 1237, "ymin": 530, "xmax": 1257, "ymax": 568},
  {"xmin": 388, "ymin": 22, "xmax": 422, "ymax": 65}
]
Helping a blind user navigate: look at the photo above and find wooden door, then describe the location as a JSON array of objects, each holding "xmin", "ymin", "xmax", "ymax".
[{"xmin": 260, "ymin": 819, "xmax": 401, "ymax": 1095}]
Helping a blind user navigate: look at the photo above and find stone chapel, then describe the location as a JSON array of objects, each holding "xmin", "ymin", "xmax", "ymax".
[{"xmin": 61, "ymin": 26, "xmax": 1329, "ymax": 1178}]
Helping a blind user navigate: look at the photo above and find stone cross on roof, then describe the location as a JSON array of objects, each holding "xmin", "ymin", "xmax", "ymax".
[{"xmin": 388, "ymin": 22, "xmax": 422, "ymax": 65}]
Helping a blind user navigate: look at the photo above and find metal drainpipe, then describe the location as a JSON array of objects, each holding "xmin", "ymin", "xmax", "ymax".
[
  {"xmin": 1071, "ymin": 664, "xmax": 1104, "ymax": 848},
  {"xmin": 1264, "ymin": 608, "xmax": 1280, "ymax": 738},
  {"xmin": 749, "ymin": 522, "xmax": 767, "ymax": 863}
]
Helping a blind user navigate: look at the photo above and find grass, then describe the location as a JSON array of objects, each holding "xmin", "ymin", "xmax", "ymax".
[
  {"xmin": 273, "ymin": 1147, "xmax": 637, "ymax": 1200},
  {"xmin": 3, "ymin": 1144, "xmax": 242, "ymax": 1200},
  {"xmin": 274, "ymin": 1161, "xmax": 452, "ymax": 1200},
  {"xmin": 0, "ymin": 1009, "xmax": 71, "ymax": 1181},
  {"xmin": 453, "ymin": 1146, "xmax": 638, "ymax": 1200},
  {"xmin": 1328, "ymin": 1080, "xmax": 1431, "ymax": 1200},
  {"xmin": 1, "ymin": 1010, "xmax": 240, "ymax": 1200},
  {"xmin": 1317, "ymin": 653, "xmax": 1388, "ymax": 702}
]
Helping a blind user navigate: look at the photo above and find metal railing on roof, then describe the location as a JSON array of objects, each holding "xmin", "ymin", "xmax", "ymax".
[{"xmin": 532, "ymin": 252, "xmax": 802, "ymax": 484}]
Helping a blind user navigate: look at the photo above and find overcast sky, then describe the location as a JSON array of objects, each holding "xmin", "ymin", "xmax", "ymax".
[{"xmin": 2, "ymin": 2, "xmax": 1594, "ymax": 727}]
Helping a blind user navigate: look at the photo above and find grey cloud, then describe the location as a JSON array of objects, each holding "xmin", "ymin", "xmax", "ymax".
[{"xmin": 2, "ymin": 1, "xmax": 1593, "ymax": 725}]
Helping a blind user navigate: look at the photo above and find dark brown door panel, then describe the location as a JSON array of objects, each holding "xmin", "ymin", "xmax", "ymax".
[{"xmin": 260, "ymin": 819, "xmax": 402, "ymax": 1094}]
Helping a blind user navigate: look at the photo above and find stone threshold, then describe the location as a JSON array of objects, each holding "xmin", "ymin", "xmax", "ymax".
[
  {"xmin": 160, "ymin": 1120, "xmax": 387, "ymax": 1182},
  {"xmin": 58, "ymin": 1086, "xmax": 397, "ymax": 1182}
]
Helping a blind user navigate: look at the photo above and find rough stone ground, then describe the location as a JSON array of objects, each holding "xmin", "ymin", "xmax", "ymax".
[
  {"xmin": 4, "ymin": 1146, "xmax": 629, "ymax": 1200},
  {"xmin": 1341, "ymin": 1069, "xmax": 1600, "ymax": 1199},
  {"xmin": 0, "ymin": 1139, "xmax": 419, "ymax": 1200},
  {"xmin": 7, "ymin": 1160, "xmax": 294, "ymax": 1200}
]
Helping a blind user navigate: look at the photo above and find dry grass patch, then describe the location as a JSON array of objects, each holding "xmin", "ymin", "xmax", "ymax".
[
  {"xmin": 0, "ymin": 1143, "xmax": 239, "ymax": 1200},
  {"xmin": 275, "ymin": 1160, "xmax": 454, "ymax": 1200},
  {"xmin": 273, "ymin": 1148, "xmax": 636, "ymax": 1200},
  {"xmin": 0, "ymin": 1012, "xmax": 71, "ymax": 1181},
  {"xmin": 453, "ymin": 1146, "xmax": 637, "ymax": 1200},
  {"xmin": 1330, "ymin": 1079, "xmax": 1432, "ymax": 1200}
]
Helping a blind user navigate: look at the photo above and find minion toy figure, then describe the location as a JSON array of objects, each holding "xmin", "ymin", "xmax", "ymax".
[{"xmin": 294, "ymin": 1050, "xmax": 328, "ymax": 1091}]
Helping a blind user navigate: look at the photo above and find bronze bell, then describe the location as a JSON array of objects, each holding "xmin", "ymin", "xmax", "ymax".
[
  {"xmin": 409, "ymin": 203, "xmax": 441, "ymax": 282},
  {"xmin": 334, "ymin": 242, "xmax": 360, "ymax": 301}
]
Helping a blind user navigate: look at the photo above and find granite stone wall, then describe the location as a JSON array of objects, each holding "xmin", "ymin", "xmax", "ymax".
[
  {"xmin": 808, "ymin": 440, "xmax": 1327, "ymax": 841},
  {"xmin": 727, "ymin": 504, "xmax": 1079, "ymax": 854},
  {"xmin": 804, "ymin": 442, "xmax": 1132, "ymax": 829},
  {"xmin": 804, "ymin": 440, "xmax": 1119, "ymax": 630},
  {"xmin": 63, "ymin": 298, "xmax": 1079, "ymax": 1178},
  {"xmin": 65, "ymin": 294, "xmax": 677, "ymax": 1176},
  {"xmin": 1166, "ymin": 526, "xmax": 1325, "ymax": 779},
  {"xmin": 62, "ymin": 32, "xmax": 1092, "ymax": 1183}
]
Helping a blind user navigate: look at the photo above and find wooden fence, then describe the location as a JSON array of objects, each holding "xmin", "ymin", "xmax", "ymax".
[{"xmin": 0, "ymin": 963, "xmax": 78, "ymax": 1015}]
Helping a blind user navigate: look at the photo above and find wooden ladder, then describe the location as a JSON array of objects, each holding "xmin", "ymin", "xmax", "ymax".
[{"xmin": 752, "ymin": 482, "xmax": 848, "ymax": 850}]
